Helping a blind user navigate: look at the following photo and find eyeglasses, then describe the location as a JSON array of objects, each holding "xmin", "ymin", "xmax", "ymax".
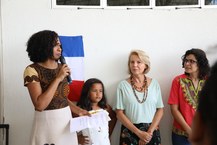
[{"xmin": 183, "ymin": 58, "xmax": 197, "ymax": 64}]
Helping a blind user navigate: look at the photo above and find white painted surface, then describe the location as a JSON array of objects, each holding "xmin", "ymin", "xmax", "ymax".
[{"xmin": 0, "ymin": 0, "xmax": 217, "ymax": 145}]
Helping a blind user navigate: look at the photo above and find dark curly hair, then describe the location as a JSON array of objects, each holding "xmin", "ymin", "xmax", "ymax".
[
  {"xmin": 198, "ymin": 62, "xmax": 217, "ymax": 144},
  {"xmin": 182, "ymin": 48, "xmax": 210, "ymax": 79},
  {"xmin": 77, "ymin": 78, "xmax": 107, "ymax": 111},
  {"xmin": 26, "ymin": 30, "xmax": 59, "ymax": 63}
]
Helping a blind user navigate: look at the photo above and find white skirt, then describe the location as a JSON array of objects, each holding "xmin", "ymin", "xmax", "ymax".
[{"xmin": 30, "ymin": 106, "xmax": 78, "ymax": 145}]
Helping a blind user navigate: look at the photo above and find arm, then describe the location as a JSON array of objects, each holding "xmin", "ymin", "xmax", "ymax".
[
  {"xmin": 116, "ymin": 109, "xmax": 152, "ymax": 142},
  {"xmin": 147, "ymin": 108, "xmax": 164, "ymax": 134},
  {"xmin": 27, "ymin": 64, "xmax": 69, "ymax": 111},
  {"xmin": 171, "ymin": 104, "xmax": 191, "ymax": 136},
  {"xmin": 106, "ymin": 105, "xmax": 117, "ymax": 137},
  {"xmin": 168, "ymin": 77, "xmax": 191, "ymax": 134},
  {"xmin": 27, "ymin": 78, "xmax": 62, "ymax": 111},
  {"xmin": 68, "ymin": 100, "xmax": 90, "ymax": 116},
  {"xmin": 147, "ymin": 79, "xmax": 164, "ymax": 134},
  {"xmin": 77, "ymin": 132, "xmax": 90, "ymax": 145}
]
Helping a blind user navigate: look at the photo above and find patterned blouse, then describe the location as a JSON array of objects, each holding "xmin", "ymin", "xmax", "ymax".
[
  {"xmin": 168, "ymin": 74, "xmax": 205, "ymax": 136},
  {"xmin": 24, "ymin": 63, "xmax": 70, "ymax": 110}
]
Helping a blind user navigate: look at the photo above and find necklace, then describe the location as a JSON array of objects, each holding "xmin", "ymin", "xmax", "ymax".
[{"xmin": 130, "ymin": 75, "xmax": 148, "ymax": 103}]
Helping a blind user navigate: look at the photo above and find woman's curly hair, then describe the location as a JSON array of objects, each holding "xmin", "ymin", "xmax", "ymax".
[
  {"xmin": 26, "ymin": 30, "xmax": 59, "ymax": 63},
  {"xmin": 182, "ymin": 48, "xmax": 210, "ymax": 79}
]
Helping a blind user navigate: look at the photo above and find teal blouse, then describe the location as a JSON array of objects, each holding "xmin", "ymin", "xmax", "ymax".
[{"xmin": 114, "ymin": 79, "xmax": 164, "ymax": 124}]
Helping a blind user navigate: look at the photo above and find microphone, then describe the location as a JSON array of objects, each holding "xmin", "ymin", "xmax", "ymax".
[{"xmin": 59, "ymin": 56, "xmax": 72, "ymax": 84}]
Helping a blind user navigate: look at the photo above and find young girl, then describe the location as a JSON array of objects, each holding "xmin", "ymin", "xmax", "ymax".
[{"xmin": 76, "ymin": 78, "xmax": 117, "ymax": 145}]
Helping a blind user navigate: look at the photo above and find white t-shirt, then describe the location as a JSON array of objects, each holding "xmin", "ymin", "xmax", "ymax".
[{"xmin": 79, "ymin": 109, "xmax": 111, "ymax": 145}]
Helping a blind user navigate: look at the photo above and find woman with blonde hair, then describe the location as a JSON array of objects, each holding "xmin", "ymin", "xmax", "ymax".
[{"xmin": 114, "ymin": 49, "xmax": 164, "ymax": 145}]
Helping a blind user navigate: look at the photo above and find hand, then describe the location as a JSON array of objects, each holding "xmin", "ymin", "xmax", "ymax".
[
  {"xmin": 79, "ymin": 109, "xmax": 91, "ymax": 117},
  {"xmin": 186, "ymin": 127, "xmax": 192, "ymax": 137},
  {"xmin": 57, "ymin": 64, "xmax": 71, "ymax": 81},
  {"xmin": 138, "ymin": 130, "xmax": 152, "ymax": 144},
  {"xmin": 78, "ymin": 134, "xmax": 90, "ymax": 145},
  {"xmin": 139, "ymin": 139, "xmax": 146, "ymax": 145},
  {"xmin": 147, "ymin": 129, "xmax": 153, "ymax": 136}
]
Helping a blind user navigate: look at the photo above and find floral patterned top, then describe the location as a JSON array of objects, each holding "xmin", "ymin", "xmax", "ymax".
[
  {"xmin": 168, "ymin": 74, "xmax": 205, "ymax": 136},
  {"xmin": 24, "ymin": 63, "xmax": 70, "ymax": 110}
]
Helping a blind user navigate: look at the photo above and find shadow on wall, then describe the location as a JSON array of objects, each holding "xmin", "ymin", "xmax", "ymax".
[
  {"xmin": 206, "ymin": 44, "xmax": 217, "ymax": 53},
  {"xmin": 206, "ymin": 44, "xmax": 217, "ymax": 65}
]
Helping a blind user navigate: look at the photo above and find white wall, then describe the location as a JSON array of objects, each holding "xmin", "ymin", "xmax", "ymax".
[
  {"xmin": 0, "ymin": 0, "xmax": 4, "ymax": 144},
  {"xmin": 0, "ymin": 0, "xmax": 3, "ymax": 122},
  {"xmin": 1, "ymin": 0, "xmax": 217, "ymax": 145}
]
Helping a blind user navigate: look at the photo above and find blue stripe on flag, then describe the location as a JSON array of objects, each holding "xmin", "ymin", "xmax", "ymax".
[{"xmin": 59, "ymin": 36, "xmax": 84, "ymax": 57}]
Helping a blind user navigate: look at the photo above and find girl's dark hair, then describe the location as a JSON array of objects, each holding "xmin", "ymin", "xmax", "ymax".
[
  {"xmin": 26, "ymin": 30, "xmax": 59, "ymax": 63},
  {"xmin": 77, "ymin": 78, "xmax": 107, "ymax": 111},
  {"xmin": 198, "ymin": 62, "xmax": 217, "ymax": 144},
  {"xmin": 182, "ymin": 48, "xmax": 210, "ymax": 79}
]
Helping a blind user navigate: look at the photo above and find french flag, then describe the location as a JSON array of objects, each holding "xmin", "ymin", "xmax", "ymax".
[{"xmin": 59, "ymin": 35, "xmax": 84, "ymax": 102}]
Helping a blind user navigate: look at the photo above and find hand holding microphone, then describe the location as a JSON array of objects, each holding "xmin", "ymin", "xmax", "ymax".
[{"xmin": 59, "ymin": 56, "xmax": 72, "ymax": 84}]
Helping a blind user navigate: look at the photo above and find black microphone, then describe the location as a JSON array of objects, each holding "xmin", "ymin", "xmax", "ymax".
[{"xmin": 59, "ymin": 56, "xmax": 72, "ymax": 84}]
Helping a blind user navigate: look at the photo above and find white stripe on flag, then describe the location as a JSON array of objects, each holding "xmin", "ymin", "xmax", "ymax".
[{"xmin": 65, "ymin": 57, "xmax": 84, "ymax": 81}]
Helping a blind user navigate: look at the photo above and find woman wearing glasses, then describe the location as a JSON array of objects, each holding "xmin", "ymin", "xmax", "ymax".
[{"xmin": 168, "ymin": 48, "xmax": 210, "ymax": 145}]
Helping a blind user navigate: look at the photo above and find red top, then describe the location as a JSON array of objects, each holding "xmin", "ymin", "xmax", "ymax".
[{"xmin": 168, "ymin": 74, "xmax": 205, "ymax": 136}]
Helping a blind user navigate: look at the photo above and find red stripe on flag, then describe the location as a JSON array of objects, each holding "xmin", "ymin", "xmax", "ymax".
[{"xmin": 68, "ymin": 80, "xmax": 84, "ymax": 102}]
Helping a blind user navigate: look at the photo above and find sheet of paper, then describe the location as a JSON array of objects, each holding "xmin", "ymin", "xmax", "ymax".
[{"xmin": 70, "ymin": 110, "xmax": 111, "ymax": 132}]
